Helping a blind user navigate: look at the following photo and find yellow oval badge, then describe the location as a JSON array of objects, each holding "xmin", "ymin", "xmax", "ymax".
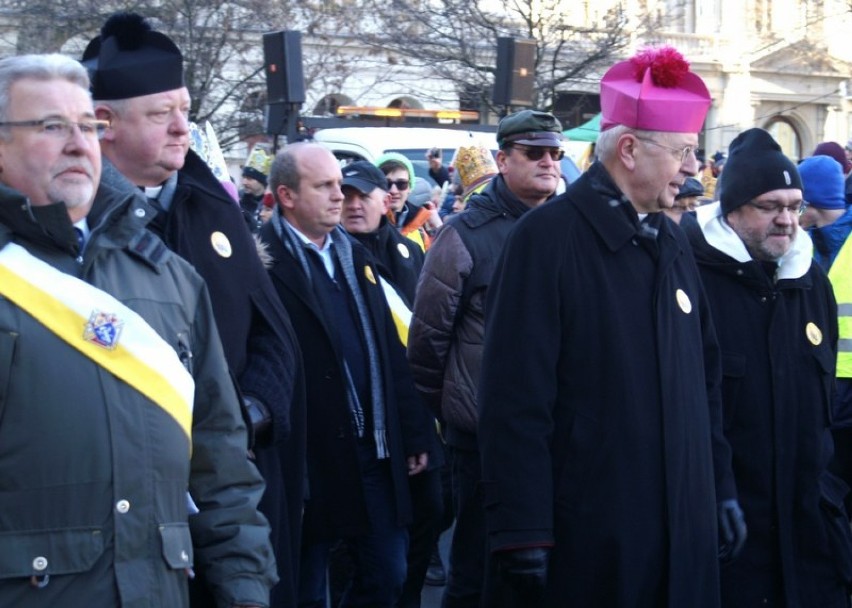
[
  {"xmin": 397, "ymin": 243, "xmax": 410, "ymax": 259},
  {"xmin": 365, "ymin": 265, "xmax": 376, "ymax": 284},
  {"xmin": 806, "ymin": 322, "xmax": 823, "ymax": 346},
  {"xmin": 210, "ymin": 231, "xmax": 232, "ymax": 258},
  {"xmin": 676, "ymin": 289, "xmax": 692, "ymax": 314}
]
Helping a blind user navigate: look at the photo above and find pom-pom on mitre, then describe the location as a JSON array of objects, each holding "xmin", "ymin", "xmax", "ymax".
[
  {"xmin": 100, "ymin": 12, "xmax": 153, "ymax": 51},
  {"xmin": 599, "ymin": 45, "xmax": 710, "ymax": 134},
  {"xmin": 630, "ymin": 46, "xmax": 690, "ymax": 88}
]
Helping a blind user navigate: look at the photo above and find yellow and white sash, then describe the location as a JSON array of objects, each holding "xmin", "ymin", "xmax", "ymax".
[
  {"xmin": 379, "ymin": 276, "xmax": 412, "ymax": 347},
  {"xmin": 0, "ymin": 243, "xmax": 194, "ymax": 444}
]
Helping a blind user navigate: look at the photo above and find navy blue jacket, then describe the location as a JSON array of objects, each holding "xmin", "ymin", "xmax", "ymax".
[{"xmin": 260, "ymin": 218, "xmax": 432, "ymax": 543}]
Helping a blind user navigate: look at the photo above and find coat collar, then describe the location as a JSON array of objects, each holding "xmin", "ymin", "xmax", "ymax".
[
  {"xmin": 461, "ymin": 174, "xmax": 535, "ymax": 229},
  {"xmin": 0, "ymin": 185, "xmax": 78, "ymax": 255},
  {"xmin": 569, "ymin": 162, "xmax": 655, "ymax": 253}
]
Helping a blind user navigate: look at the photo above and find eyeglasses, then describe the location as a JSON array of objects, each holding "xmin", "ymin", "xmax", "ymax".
[
  {"xmin": 0, "ymin": 118, "xmax": 110, "ymax": 140},
  {"xmin": 387, "ymin": 179, "xmax": 410, "ymax": 191},
  {"xmin": 747, "ymin": 200, "xmax": 807, "ymax": 217},
  {"xmin": 509, "ymin": 144, "xmax": 564, "ymax": 162},
  {"xmin": 635, "ymin": 137, "xmax": 695, "ymax": 164}
]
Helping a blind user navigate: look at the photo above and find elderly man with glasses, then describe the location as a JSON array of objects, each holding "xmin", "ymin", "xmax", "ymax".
[
  {"xmin": 682, "ymin": 128, "xmax": 852, "ymax": 608},
  {"xmin": 477, "ymin": 47, "xmax": 742, "ymax": 607},
  {"xmin": 407, "ymin": 108, "xmax": 562, "ymax": 608},
  {"xmin": 0, "ymin": 53, "xmax": 275, "ymax": 608}
]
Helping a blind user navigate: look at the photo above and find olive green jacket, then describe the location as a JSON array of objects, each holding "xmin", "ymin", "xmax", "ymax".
[{"xmin": 0, "ymin": 183, "xmax": 276, "ymax": 608}]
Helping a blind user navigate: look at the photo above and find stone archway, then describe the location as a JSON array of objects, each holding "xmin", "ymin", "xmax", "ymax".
[
  {"xmin": 313, "ymin": 93, "xmax": 354, "ymax": 116},
  {"xmin": 764, "ymin": 116, "xmax": 805, "ymax": 162},
  {"xmin": 387, "ymin": 96, "xmax": 423, "ymax": 110}
]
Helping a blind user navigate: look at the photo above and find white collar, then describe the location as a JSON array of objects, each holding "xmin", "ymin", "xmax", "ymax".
[{"xmin": 73, "ymin": 218, "xmax": 90, "ymax": 241}]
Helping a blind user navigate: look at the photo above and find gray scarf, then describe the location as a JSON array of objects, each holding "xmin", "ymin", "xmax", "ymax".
[{"xmin": 273, "ymin": 211, "xmax": 389, "ymax": 458}]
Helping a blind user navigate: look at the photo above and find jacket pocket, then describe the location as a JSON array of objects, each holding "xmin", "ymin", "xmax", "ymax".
[
  {"xmin": 819, "ymin": 470, "xmax": 852, "ymax": 587},
  {"xmin": 158, "ymin": 523, "xmax": 194, "ymax": 569},
  {"xmin": 720, "ymin": 352, "xmax": 746, "ymax": 432},
  {"xmin": 0, "ymin": 527, "xmax": 104, "ymax": 579}
]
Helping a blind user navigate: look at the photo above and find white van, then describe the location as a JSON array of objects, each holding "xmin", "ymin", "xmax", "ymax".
[
  {"xmin": 313, "ymin": 126, "xmax": 497, "ymax": 185},
  {"xmin": 312, "ymin": 125, "xmax": 581, "ymax": 189}
]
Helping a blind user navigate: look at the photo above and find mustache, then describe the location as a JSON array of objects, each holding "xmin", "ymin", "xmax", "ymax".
[{"xmin": 54, "ymin": 162, "xmax": 94, "ymax": 177}]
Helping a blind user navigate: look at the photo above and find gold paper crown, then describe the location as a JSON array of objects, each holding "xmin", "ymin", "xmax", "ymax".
[
  {"xmin": 244, "ymin": 145, "xmax": 272, "ymax": 177},
  {"xmin": 454, "ymin": 144, "xmax": 498, "ymax": 198}
]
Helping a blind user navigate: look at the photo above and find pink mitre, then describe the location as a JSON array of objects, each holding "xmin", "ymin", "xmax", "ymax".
[{"xmin": 600, "ymin": 45, "xmax": 710, "ymax": 133}]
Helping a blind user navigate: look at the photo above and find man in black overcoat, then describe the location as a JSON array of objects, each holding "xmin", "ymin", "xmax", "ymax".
[
  {"xmin": 477, "ymin": 46, "xmax": 745, "ymax": 607},
  {"xmin": 683, "ymin": 128, "xmax": 852, "ymax": 607},
  {"xmin": 83, "ymin": 13, "xmax": 306, "ymax": 607},
  {"xmin": 259, "ymin": 142, "xmax": 433, "ymax": 607}
]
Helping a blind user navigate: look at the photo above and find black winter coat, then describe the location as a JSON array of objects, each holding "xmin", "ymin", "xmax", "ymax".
[
  {"xmin": 259, "ymin": 217, "xmax": 432, "ymax": 543},
  {"xmin": 478, "ymin": 162, "xmax": 733, "ymax": 608},
  {"xmin": 684, "ymin": 208, "xmax": 852, "ymax": 608}
]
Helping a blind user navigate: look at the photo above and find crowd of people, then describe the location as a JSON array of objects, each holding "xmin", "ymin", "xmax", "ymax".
[{"xmin": 2, "ymin": 9, "xmax": 852, "ymax": 608}]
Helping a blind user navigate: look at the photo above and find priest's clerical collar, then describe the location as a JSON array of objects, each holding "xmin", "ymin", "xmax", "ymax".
[{"xmin": 144, "ymin": 185, "xmax": 163, "ymax": 200}]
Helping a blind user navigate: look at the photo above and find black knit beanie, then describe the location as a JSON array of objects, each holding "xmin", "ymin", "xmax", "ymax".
[{"xmin": 718, "ymin": 128, "xmax": 802, "ymax": 215}]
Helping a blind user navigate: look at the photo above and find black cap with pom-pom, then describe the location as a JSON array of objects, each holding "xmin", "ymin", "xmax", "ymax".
[{"xmin": 83, "ymin": 12, "xmax": 184, "ymax": 100}]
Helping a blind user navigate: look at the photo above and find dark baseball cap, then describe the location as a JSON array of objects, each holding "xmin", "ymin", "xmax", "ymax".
[
  {"xmin": 497, "ymin": 110, "xmax": 563, "ymax": 148},
  {"xmin": 676, "ymin": 177, "xmax": 704, "ymax": 200},
  {"xmin": 342, "ymin": 160, "xmax": 388, "ymax": 195}
]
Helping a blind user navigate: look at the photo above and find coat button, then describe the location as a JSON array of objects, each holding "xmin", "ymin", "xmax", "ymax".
[
  {"xmin": 180, "ymin": 550, "xmax": 189, "ymax": 562},
  {"xmin": 32, "ymin": 556, "xmax": 48, "ymax": 571},
  {"xmin": 116, "ymin": 499, "xmax": 131, "ymax": 514}
]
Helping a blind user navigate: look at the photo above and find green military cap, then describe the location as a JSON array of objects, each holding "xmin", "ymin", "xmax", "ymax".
[{"xmin": 496, "ymin": 110, "xmax": 564, "ymax": 148}]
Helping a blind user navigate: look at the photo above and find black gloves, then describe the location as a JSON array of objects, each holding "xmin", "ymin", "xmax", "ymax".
[
  {"xmin": 493, "ymin": 547, "xmax": 550, "ymax": 606},
  {"xmin": 718, "ymin": 499, "xmax": 747, "ymax": 562}
]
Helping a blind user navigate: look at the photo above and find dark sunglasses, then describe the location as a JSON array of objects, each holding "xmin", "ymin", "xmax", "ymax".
[
  {"xmin": 510, "ymin": 144, "xmax": 564, "ymax": 162},
  {"xmin": 387, "ymin": 179, "xmax": 410, "ymax": 191}
]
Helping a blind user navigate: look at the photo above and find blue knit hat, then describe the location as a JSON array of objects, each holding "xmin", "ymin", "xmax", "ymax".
[{"xmin": 799, "ymin": 155, "xmax": 845, "ymax": 210}]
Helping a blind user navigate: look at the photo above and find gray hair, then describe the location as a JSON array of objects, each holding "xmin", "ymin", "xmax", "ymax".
[
  {"xmin": 595, "ymin": 124, "xmax": 631, "ymax": 162},
  {"xmin": 596, "ymin": 124, "xmax": 670, "ymax": 163},
  {"xmin": 0, "ymin": 54, "xmax": 90, "ymax": 130}
]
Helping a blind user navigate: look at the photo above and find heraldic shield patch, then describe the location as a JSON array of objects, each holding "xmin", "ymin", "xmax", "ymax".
[{"xmin": 83, "ymin": 310, "xmax": 124, "ymax": 350}]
